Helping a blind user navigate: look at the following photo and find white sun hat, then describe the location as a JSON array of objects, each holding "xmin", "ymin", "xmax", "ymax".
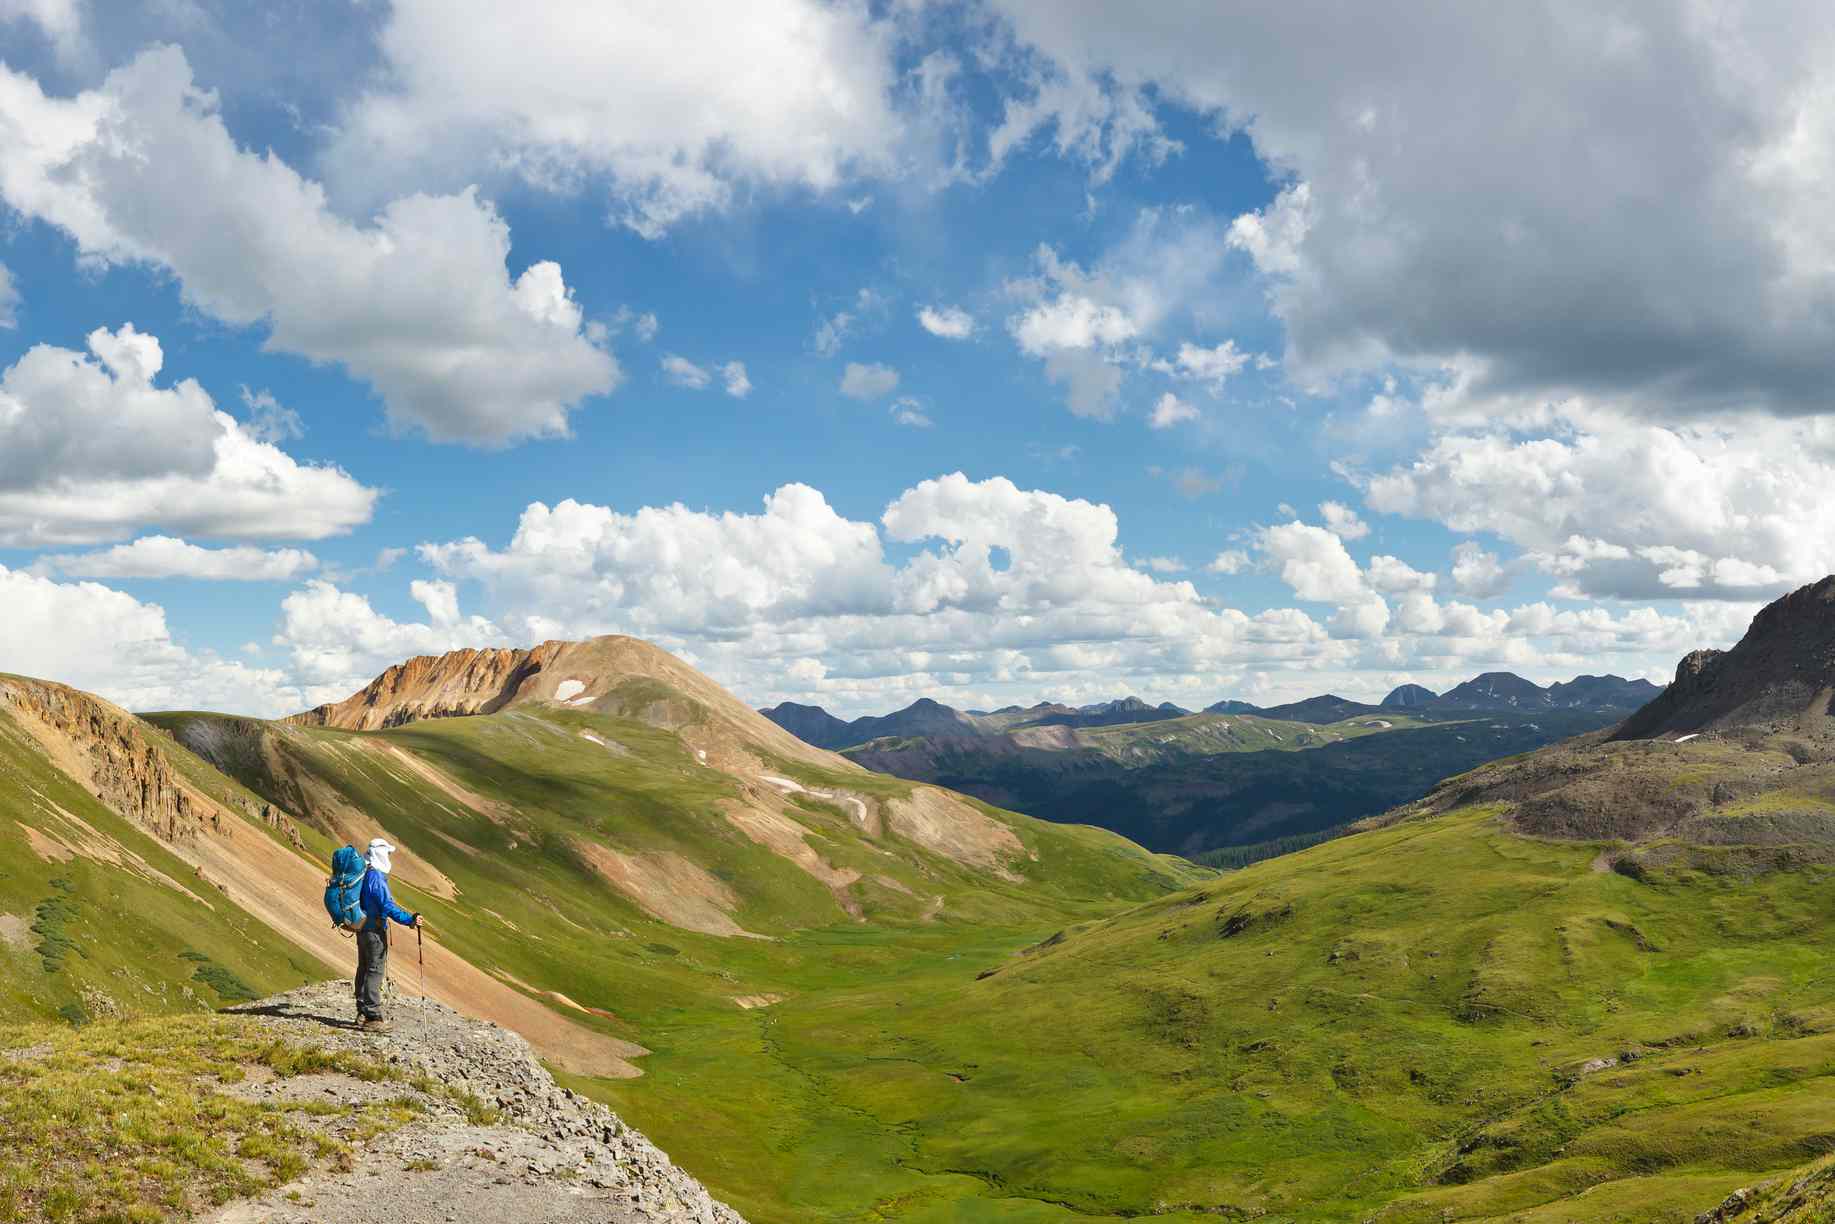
[{"xmin": 366, "ymin": 838, "xmax": 396, "ymax": 873}]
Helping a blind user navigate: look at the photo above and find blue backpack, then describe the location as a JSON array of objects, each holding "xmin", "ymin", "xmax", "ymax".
[{"xmin": 324, "ymin": 845, "xmax": 366, "ymax": 931}]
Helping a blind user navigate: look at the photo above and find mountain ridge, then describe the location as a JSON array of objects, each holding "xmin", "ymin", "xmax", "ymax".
[
  {"xmin": 765, "ymin": 668, "xmax": 1664, "ymax": 747},
  {"xmin": 1613, "ymin": 574, "xmax": 1835, "ymax": 740}
]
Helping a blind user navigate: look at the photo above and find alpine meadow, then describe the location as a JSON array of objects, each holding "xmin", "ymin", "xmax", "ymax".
[{"xmin": 7, "ymin": 4, "xmax": 1835, "ymax": 1223}]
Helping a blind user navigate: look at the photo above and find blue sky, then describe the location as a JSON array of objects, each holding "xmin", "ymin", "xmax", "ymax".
[{"xmin": 1, "ymin": 1, "xmax": 1829, "ymax": 717}]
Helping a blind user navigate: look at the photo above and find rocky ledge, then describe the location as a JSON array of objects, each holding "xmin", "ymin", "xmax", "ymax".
[{"xmin": 212, "ymin": 981, "xmax": 743, "ymax": 1224}]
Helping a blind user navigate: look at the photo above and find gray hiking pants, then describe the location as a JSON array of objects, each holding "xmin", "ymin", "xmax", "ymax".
[{"xmin": 355, "ymin": 926, "xmax": 388, "ymax": 1020}]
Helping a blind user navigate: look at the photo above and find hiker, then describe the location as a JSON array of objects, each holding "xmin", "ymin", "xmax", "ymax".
[{"xmin": 354, "ymin": 837, "xmax": 420, "ymax": 1031}]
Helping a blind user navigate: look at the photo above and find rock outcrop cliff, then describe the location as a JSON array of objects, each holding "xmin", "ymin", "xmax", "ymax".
[
  {"xmin": 228, "ymin": 983, "xmax": 744, "ymax": 1222},
  {"xmin": 1614, "ymin": 576, "xmax": 1835, "ymax": 740},
  {"xmin": 0, "ymin": 676, "xmax": 207, "ymax": 844}
]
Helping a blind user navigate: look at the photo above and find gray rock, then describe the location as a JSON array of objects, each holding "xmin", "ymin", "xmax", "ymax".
[{"xmin": 209, "ymin": 982, "xmax": 745, "ymax": 1224}]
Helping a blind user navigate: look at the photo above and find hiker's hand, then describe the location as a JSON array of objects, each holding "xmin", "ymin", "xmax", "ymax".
[{"xmin": 412, "ymin": 913, "xmax": 422, "ymax": 928}]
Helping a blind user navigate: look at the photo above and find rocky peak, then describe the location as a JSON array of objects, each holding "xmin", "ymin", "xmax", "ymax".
[
  {"xmin": 902, "ymin": 698, "xmax": 954, "ymax": 714},
  {"xmin": 1454, "ymin": 672, "xmax": 1549, "ymax": 704},
  {"xmin": 1205, "ymin": 699, "xmax": 1261, "ymax": 715},
  {"xmin": 1613, "ymin": 575, "xmax": 1835, "ymax": 740},
  {"xmin": 1382, "ymin": 683, "xmax": 1437, "ymax": 708},
  {"xmin": 290, "ymin": 635, "xmax": 842, "ymax": 771},
  {"xmin": 290, "ymin": 645, "xmax": 543, "ymax": 731}
]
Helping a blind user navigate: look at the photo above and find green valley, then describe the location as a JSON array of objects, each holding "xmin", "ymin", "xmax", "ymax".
[{"xmin": 7, "ymin": 583, "xmax": 1835, "ymax": 1221}]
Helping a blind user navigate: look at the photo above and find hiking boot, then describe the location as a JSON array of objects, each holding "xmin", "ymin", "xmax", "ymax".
[{"xmin": 360, "ymin": 1016, "xmax": 391, "ymax": 1032}]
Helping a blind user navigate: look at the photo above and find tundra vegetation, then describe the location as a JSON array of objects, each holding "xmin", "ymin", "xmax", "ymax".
[{"xmin": 5, "ymin": 609, "xmax": 1835, "ymax": 1219}]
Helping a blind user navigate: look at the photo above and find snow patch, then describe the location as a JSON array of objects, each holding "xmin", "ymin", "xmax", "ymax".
[
  {"xmin": 554, "ymin": 680, "xmax": 585, "ymax": 702},
  {"xmin": 759, "ymin": 774, "xmax": 808, "ymax": 794},
  {"xmin": 1673, "ymin": 733, "xmax": 1701, "ymax": 743},
  {"xmin": 758, "ymin": 773, "xmax": 873, "ymax": 830},
  {"xmin": 577, "ymin": 730, "xmax": 628, "ymax": 756}
]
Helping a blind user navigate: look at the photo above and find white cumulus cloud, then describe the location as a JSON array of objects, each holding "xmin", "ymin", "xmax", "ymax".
[
  {"xmin": 1005, "ymin": 211, "xmax": 1234, "ymax": 420},
  {"xmin": 0, "ymin": 261, "xmax": 16, "ymax": 328},
  {"xmin": 0, "ymin": 324, "xmax": 377, "ymax": 546},
  {"xmin": 392, "ymin": 474, "xmax": 1746, "ymax": 714},
  {"xmin": 0, "ymin": 47, "xmax": 617, "ymax": 446},
  {"xmin": 45, "ymin": 536, "xmax": 318, "ymax": 582},
  {"xmin": 890, "ymin": 397, "xmax": 933, "ymax": 428},
  {"xmin": 327, "ymin": 0, "xmax": 905, "ymax": 238},
  {"xmin": 0, "ymin": 563, "xmax": 303, "ymax": 715},
  {"xmin": 1319, "ymin": 501, "xmax": 1369, "ymax": 541},
  {"xmin": 917, "ymin": 305, "xmax": 976, "ymax": 339},
  {"xmin": 661, "ymin": 354, "xmax": 712, "ymax": 390},
  {"xmin": 1365, "ymin": 407, "xmax": 1835, "ymax": 600},
  {"xmin": 276, "ymin": 579, "xmax": 508, "ymax": 707},
  {"xmin": 721, "ymin": 361, "xmax": 752, "ymax": 399},
  {"xmin": 1450, "ymin": 542, "xmax": 1509, "ymax": 599},
  {"xmin": 991, "ymin": 3, "xmax": 1835, "ymax": 416}
]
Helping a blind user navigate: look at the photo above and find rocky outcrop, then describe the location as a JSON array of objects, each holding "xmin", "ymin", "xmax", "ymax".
[
  {"xmin": 0, "ymin": 677, "xmax": 206, "ymax": 844},
  {"xmin": 217, "ymin": 982, "xmax": 744, "ymax": 1223},
  {"xmin": 289, "ymin": 646, "xmax": 545, "ymax": 731},
  {"xmin": 1694, "ymin": 1156, "xmax": 1835, "ymax": 1222},
  {"xmin": 1614, "ymin": 575, "xmax": 1835, "ymax": 740}
]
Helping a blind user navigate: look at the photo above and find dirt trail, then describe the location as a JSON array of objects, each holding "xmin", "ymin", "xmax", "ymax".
[{"xmin": 208, "ymin": 983, "xmax": 741, "ymax": 1224}]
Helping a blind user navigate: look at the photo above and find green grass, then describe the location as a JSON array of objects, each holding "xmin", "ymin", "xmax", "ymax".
[
  {"xmin": 0, "ymin": 1014, "xmax": 406, "ymax": 1222},
  {"xmin": 27, "ymin": 692, "xmax": 1835, "ymax": 1222},
  {"xmin": 141, "ymin": 702, "xmax": 1835, "ymax": 1221},
  {"xmin": 30, "ymin": 878, "xmax": 80, "ymax": 974},
  {"xmin": 563, "ymin": 799, "xmax": 1835, "ymax": 1221},
  {"xmin": 0, "ymin": 707, "xmax": 332, "ymax": 1028}
]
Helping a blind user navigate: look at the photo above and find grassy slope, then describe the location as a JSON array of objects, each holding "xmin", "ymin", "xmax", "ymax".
[
  {"xmin": 144, "ymin": 705, "xmax": 1206, "ymax": 1222},
  {"xmin": 68, "ymin": 695, "xmax": 1835, "ymax": 1223},
  {"xmin": 0, "ymin": 1014, "xmax": 414, "ymax": 1222},
  {"xmin": 832, "ymin": 804, "xmax": 1835, "ymax": 1221},
  {"xmin": 0, "ymin": 705, "xmax": 330, "ymax": 1027}
]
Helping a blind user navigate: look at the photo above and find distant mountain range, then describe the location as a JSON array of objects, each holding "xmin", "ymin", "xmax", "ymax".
[
  {"xmin": 760, "ymin": 670, "xmax": 1664, "ymax": 857},
  {"xmin": 763, "ymin": 671, "xmax": 1662, "ymax": 750}
]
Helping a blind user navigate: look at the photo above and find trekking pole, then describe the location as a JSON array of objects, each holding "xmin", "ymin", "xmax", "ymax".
[{"xmin": 417, "ymin": 920, "xmax": 426, "ymax": 1037}]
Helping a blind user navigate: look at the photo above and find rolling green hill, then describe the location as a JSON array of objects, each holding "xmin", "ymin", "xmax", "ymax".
[{"xmin": 11, "ymin": 591, "xmax": 1835, "ymax": 1222}]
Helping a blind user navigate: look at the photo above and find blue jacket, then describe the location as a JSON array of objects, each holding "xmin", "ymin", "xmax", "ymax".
[{"xmin": 359, "ymin": 867, "xmax": 417, "ymax": 932}]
